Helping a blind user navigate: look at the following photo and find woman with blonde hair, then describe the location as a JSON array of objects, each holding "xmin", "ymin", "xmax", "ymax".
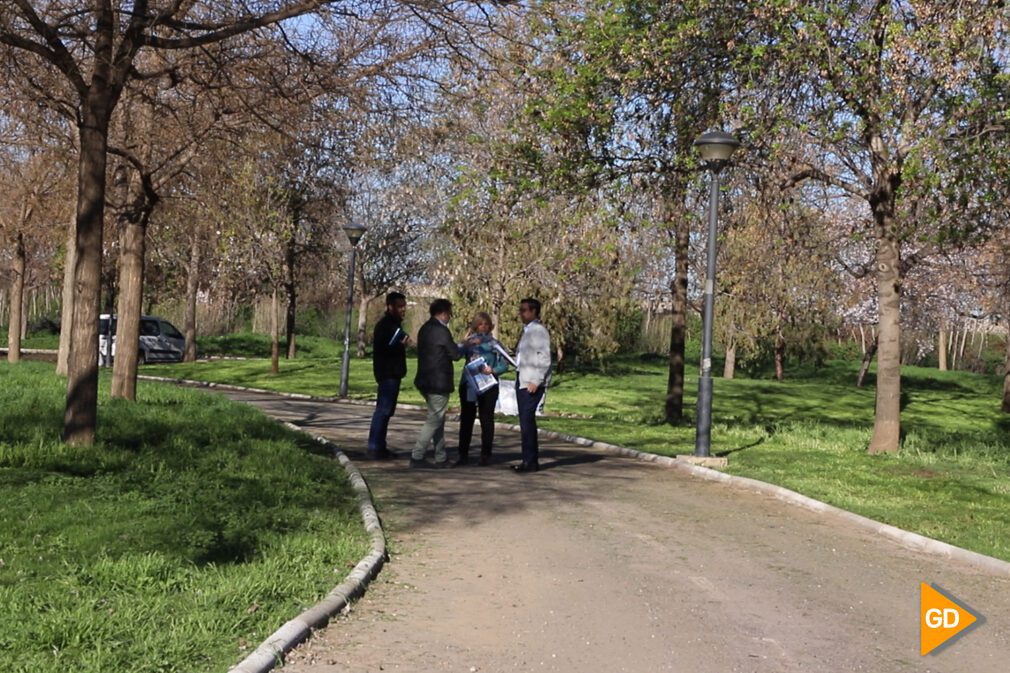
[{"xmin": 456, "ymin": 312, "xmax": 510, "ymax": 466}]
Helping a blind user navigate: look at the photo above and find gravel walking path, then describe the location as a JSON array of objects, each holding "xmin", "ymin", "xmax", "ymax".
[{"xmin": 226, "ymin": 390, "xmax": 1010, "ymax": 673}]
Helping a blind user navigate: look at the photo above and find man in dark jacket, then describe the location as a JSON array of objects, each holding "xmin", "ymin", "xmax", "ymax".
[
  {"xmin": 410, "ymin": 298, "xmax": 464, "ymax": 468},
  {"xmin": 367, "ymin": 292, "xmax": 410, "ymax": 460}
]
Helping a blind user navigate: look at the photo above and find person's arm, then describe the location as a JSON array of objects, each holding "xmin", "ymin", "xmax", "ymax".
[
  {"xmin": 519, "ymin": 325, "xmax": 551, "ymax": 392},
  {"xmin": 484, "ymin": 341, "xmax": 510, "ymax": 375},
  {"xmin": 373, "ymin": 318, "xmax": 393, "ymax": 358},
  {"xmin": 438, "ymin": 325, "xmax": 466, "ymax": 360}
]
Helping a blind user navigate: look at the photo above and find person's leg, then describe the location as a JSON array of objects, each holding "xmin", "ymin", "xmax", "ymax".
[
  {"xmin": 516, "ymin": 388, "xmax": 536, "ymax": 466},
  {"xmin": 430, "ymin": 393, "xmax": 450, "ymax": 464},
  {"xmin": 477, "ymin": 387, "xmax": 498, "ymax": 460},
  {"xmin": 412, "ymin": 393, "xmax": 444, "ymax": 461},
  {"xmin": 368, "ymin": 378, "xmax": 400, "ymax": 454},
  {"xmin": 457, "ymin": 387, "xmax": 477, "ymax": 464}
]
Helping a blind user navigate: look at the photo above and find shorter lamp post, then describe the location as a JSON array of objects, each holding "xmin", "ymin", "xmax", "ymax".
[
  {"xmin": 693, "ymin": 130, "xmax": 740, "ymax": 458},
  {"xmin": 339, "ymin": 222, "xmax": 367, "ymax": 398}
]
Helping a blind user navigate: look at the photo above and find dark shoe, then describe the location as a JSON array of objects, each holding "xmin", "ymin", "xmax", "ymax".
[
  {"xmin": 408, "ymin": 458, "xmax": 428, "ymax": 469},
  {"xmin": 512, "ymin": 462, "xmax": 538, "ymax": 473},
  {"xmin": 478, "ymin": 455, "xmax": 491, "ymax": 466},
  {"xmin": 368, "ymin": 448, "xmax": 396, "ymax": 460},
  {"xmin": 431, "ymin": 460, "xmax": 455, "ymax": 469},
  {"xmin": 454, "ymin": 454, "xmax": 470, "ymax": 467}
]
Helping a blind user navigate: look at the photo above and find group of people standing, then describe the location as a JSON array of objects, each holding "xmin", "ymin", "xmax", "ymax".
[{"xmin": 366, "ymin": 292, "xmax": 551, "ymax": 474}]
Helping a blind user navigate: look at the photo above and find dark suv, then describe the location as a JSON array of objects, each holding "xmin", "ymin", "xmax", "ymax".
[{"xmin": 99, "ymin": 314, "xmax": 186, "ymax": 365}]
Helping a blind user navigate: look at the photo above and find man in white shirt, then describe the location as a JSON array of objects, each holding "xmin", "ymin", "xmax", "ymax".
[{"xmin": 513, "ymin": 297, "xmax": 551, "ymax": 473}]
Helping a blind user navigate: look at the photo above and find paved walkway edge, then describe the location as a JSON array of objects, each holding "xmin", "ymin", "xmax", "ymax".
[
  {"xmin": 503, "ymin": 423, "xmax": 1010, "ymax": 578},
  {"xmin": 228, "ymin": 424, "xmax": 387, "ymax": 673},
  {"xmin": 140, "ymin": 376, "xmax": 1010, "ymax": 581}
]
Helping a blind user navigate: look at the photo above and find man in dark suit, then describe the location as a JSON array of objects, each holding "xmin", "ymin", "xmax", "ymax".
[
  {"xmin": 367, "ymin": 292, "xmax": 410, "ymax": 460},
  {"xmin": 410, "ymin": 298, "xmax": 464, "ymax": 468}
]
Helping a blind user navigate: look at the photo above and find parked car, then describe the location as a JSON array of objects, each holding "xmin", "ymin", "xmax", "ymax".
[{"xmin": 99, "ymin": 314, "xmax": 186, "ymax": 365}]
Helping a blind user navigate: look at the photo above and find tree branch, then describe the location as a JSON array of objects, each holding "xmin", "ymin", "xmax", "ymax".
[
  {"xmin": 140, "ymin": 1, "xmax": 331, "ymax": 50},
  {"xmin": 0, "ymin": 14, "xmax": 86, "ymax": 95}
]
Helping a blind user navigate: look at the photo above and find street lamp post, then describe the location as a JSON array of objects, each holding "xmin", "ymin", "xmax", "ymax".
[
  {"xmin": 692, "ymin": 130, "xmax": 740, "ymax": 457},
  {"xmin": 339, "ymin": 222, "xmax": 367, "ymax": 398}
]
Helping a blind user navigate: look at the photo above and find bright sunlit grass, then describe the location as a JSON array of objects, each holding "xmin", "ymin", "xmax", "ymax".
[{"xmin": 0, "ymin": 361, "xmax": 369, "ymax": 673}]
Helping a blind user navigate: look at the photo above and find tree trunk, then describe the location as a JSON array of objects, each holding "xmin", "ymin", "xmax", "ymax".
[
  {"xmin": 23, "ymin": 285, "xmax": 31, "ymax": 339},
  {"xmin": 491, "ymin": 297, "xmax": 504, "ymax": 342},
  {"xmin": 643, "ymin": 304, "xmax": 653, "ymax": 348},
  {"xmin": 57, "ymin": 216, "xmax": 76, "ymax": 376},
  {"xmin": 665, "ymin": 209, "xmax": 689, "ymax": 424},
  {"xmin": 271, "ymin": 287, "xmax": 280, "ymax": 375},
  {"xmin": 1002, "ymin": 324, "xmax": 1010, "ymax": 413},
  {"xmin": 64, "ymin": 101, "xmax": 114, "ymax": 446},
  {"xmin": 857, "ymin": 337, "xmax": 878, "ymax": 388},
  {"xmin": 774, "ymin": 334, "xmax": 785, "ymax": 381},
  {"xmin": 356, "ymin": 294, "xmax": 372, "ymax": 358},
  {"xmin": 183, "ymin": 233, "xmax": 200, "ymax": 362},
  {"xmin": 957, "ymin": 326, "xmax": 969, "ymax": 362},
  {"xmin": 937, "ymin": 327, "xmax": 947, "ymax": 371},
  {"xmin": 948, "ymin": 328, "xmax": 956, "ymax": 368},
  {"xmin": 858, "ymin": 323, "xmax": 866, "ymax": 354},
  {"xmin": 7, "ymin": 232, "xmax": 25, "ymax": 363},
  {"xmin": 111, "ymin": 165, "xmax": 152, "ymax": 400},
  {"xmin": 868, "ymin": 234, "xmax": 901, "ymax": 453},
  {"xmin": 284, "ymin": 284, "xmax": 297, "ymax": 359},
  {"xmin": 723, "ymin": 341, "xmax": 736, "ymax": 379},
  {"xmin": 284, "ymin": 256, "xmax": 297, "ymax": 360}
]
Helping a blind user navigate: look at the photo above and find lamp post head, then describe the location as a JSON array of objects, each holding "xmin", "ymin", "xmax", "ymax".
[
  {"xmin": 343, "ymin": 222, "xmax": 367, "ymax": 247},
  {"xmin": 693, "ymin": 130, "xmax": 740, "ymax": 170}
]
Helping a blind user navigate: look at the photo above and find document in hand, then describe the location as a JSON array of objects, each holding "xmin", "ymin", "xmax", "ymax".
[
  {"xmin": 464, "ymin": 356, "xmax": 498, "ymax": 394},
  {"xmin": 388, "ymin": 327, "xmax": 408, "ymax": 346},
  {"xmin": 491, "ymin": 341, "xmax": 517, "ymax": 368}
]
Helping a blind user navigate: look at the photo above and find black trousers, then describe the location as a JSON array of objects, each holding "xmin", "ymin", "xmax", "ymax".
[
  {"xmin": 458, "ymin": 384, "xmax": 500, "ymax": 457},
  {"xmin": 517, "ymin": 386, "xmax": 545, "ymax": 466}
]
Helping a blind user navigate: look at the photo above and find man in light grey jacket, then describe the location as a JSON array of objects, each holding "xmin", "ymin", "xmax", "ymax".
[{"xmin": 513, "ymin": 297, "xmax": 551, "ymax": 473}]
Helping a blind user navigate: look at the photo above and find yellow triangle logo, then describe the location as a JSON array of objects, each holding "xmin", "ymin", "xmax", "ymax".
[{"xmin": 920, "ymin": 583, "xmax": 978, "ymax": 655}]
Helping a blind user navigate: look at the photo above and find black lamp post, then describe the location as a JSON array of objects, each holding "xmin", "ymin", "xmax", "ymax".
[
  {"xmin": 693, "ymin": 130, "xmax": 740, "ymax": 457},
  {"xmin": 339, "ymin": 222, "xmax": 367, "ymax": 398}
]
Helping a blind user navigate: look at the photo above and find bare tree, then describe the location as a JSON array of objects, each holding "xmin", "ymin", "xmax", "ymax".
[
  {"xmin": 0, "ymin": 1, "xmax": 378, "ymax": 444},
  {"xmin": 0, "ymin": 145, "xmax": 72, "ymax": 362}
]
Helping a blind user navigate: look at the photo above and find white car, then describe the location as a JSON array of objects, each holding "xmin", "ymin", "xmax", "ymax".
[{"xmin": 99, "ymin": 314, "xmax": 186, "ymax": 365}]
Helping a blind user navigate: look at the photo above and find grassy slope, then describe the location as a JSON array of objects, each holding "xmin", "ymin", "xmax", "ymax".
[
  {"xmin": 148, "ymin": 343, "xmax": 1010, "ymax": 562},
  {"xmin": 0, "ymin": 362, "xmax": 369, "ymax": 673}
]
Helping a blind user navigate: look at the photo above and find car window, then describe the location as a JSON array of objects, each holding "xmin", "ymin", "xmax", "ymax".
[
  {"xmin": 140, "ymin": 320, "xmax": 160, "ymax": 336},
  {"xmin": 160, "ymin": 321, "xmax": 184, "ymax": 339}
]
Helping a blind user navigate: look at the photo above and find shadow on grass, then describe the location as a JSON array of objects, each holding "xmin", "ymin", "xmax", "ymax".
[{"xmin": 716, "ymin": 436, "xmax": 767, "ymax": 458}]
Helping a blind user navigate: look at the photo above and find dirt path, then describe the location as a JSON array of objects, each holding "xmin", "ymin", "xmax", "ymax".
[{"xmin": 225, "ymin": 391, "xmax": 1010, "ymax": 673}]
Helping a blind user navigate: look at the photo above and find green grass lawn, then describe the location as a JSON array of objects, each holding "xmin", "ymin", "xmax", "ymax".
[
  {"xmin": 0, "ymin": 361, "xmax": 369, "ymax": 673},
  {"xmin": 0, "ymin": 331, "xmax": 60, "ymax": 350},
  {"xmin": 197, "ymin": 332, "xmax": 346, "ymax": 359},
  {"xmin": 148, "ymin": 346, "xmax": 1010, "ymax": 562}
]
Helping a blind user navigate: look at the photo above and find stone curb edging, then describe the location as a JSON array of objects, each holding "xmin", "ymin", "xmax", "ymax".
[
  {"xmin": 227, "ymin": 425, "xmax": 387, "ymax": 673},
  {"xmin": 0, "ymin": 347, "xmax": 58, "ymax": 354},
  {"xmin": 139, "ymin": 375, "xmax": 1010, "ymax": 579}
]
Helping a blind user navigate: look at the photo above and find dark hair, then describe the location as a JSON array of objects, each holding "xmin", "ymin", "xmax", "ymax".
[
  {"xmin": 520, "ymin": 297, "xmax": 541, "ymax": 317},
  {"xmin": 386, "ymin": 291, "xmax": 406, "ymax": 306},
  {"xmin": 429, "ymin": 298, "xmax": 453, "ymax": 317}
]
